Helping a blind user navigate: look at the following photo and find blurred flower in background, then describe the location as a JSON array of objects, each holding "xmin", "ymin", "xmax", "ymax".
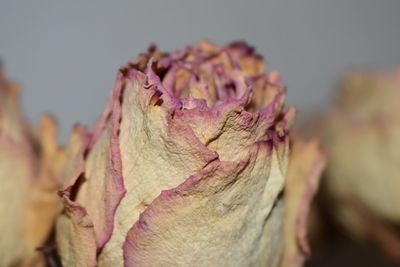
[
  {"xmin": 0, "ymin": 66, "xmax": 65, "ymax": 266},
  {"xmin": 309, "ymin": 70, "xmax": 400, "ymax": 263}
]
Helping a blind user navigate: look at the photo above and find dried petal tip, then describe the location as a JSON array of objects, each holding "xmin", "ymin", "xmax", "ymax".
[{"xmin": 148, "ymin": 90, "xmax": 163, "ymax": 106}]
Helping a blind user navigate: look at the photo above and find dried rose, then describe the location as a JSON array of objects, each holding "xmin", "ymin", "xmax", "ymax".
[
  {"xmin": 56, "ymin": 41, "xmax": 322, "ymax": 267},
  {"xmin": 0, "ymin": 67, "xmax": 65, "ymax": 267},
  {"xmin": 320, "ymin": 70, "xmax": 400, "ymax": 261}
]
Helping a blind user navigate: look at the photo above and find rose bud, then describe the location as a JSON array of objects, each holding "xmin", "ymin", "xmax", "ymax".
[
  {"xmin": 0, "ymin": 66, "xmax": 65, "ymax": 266},
  {"xmin": 56, "ymin": 41, "xmax": 323, "ymax": 267},
  {"xmin": 320, "ymin": 70, "xmax": 400, "ymax": 261}
]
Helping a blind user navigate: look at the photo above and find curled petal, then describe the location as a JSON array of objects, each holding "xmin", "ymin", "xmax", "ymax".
[
  {"xmin": 280, "ymin": 138, "xmax": 326, "ymax": 267},
  {"xmin": 74, "ymin": 76, "xmax": 126, "ymax": 248}
]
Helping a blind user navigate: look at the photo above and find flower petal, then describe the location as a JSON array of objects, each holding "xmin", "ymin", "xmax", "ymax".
[
  {"xmin": 0, "ymin": 72, "xmax": 29, "ymax": 144},
  {"xmin": 280, "ymin": 138, "xmax": 326, "ymax": 267},
  {"xmin": 98, "ymin": 69, "xmax": 218, "ymax": 266},
  {"xmin": 56, "ymin": 196, "xmax": 97, "ymax": 267},
  {"xmin": 74, "ymin": 76, "xmax": 126, "ymax": 248},
  {"xmin": 0, "ymin": 138, "xmax": 34, "ymax": 267},
  {"xmin": 123, "ymin": 140, "xmax": 287, "ymax": 267},
  {"xmin": 0, "ymin": 69, "xmax": 37, "ymax": 266},
  {"xmin": 61, "ymin": 124, "xmax": 88, "ymax": 190}
]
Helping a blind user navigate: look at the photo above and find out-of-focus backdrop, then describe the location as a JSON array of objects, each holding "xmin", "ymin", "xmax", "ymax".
[{"xmin": 1, "ymin": 1, "xmax": 400, "ymax": 142}]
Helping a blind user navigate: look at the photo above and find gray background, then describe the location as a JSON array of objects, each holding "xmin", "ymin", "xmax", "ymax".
[{"xmin": 1, "ymin": 0, "xmax": 400, "ymax": 142}]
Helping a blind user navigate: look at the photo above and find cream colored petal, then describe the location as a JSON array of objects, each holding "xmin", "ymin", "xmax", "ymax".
[
  {"xmin": 280, "ymin": 138, "xmax": 326, "ymax": 267},
  {"xmin": 173, "ymin": 90, "xmax": 285, "ymax": 162},
  {"xmin": 76, "ymin": 118, "xmax": 125, "ymax": 248},
  {"xmin": 61, "ymin": 124, "xmax": 88, "ymax": 189},
  {"xmin": 0, "ymin": 139, "xmax": 34, "ymax": 267},
  {"xmin": 123, "ymin": 141, "xmax": 287, "ymax": 267},
  {"xmin": 56, "ymin": 196, "xmax": 97, "ymax": 267},
  {"xmin": 0, "ymin": 77, "xmax": 29, "ymax": 144},
  {"xmin": 98, "ymin": 70, "xmax": 218, "ymax": 266},
  {"xmin": 325, "ymin": 110, "xmax": 400, "ymax": 222},
  {"xmin": 59, "ymin": 78, "xmax": 126, "ymax": 252},
  {"xmin": 0, "ymin": 70, "xmax": 37, "ymax": 267},
  {"xmin": 326, "ymin": 70, "xmax": 400, "ymax": 262},
  {"xmin": 56, "ymin": 41, "xmax": 294, "ymax": 267}
]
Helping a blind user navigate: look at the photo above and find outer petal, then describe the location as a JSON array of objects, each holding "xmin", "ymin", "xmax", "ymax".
[
  {"xmin": 0, "ymin": 138, "xmax": 34, "ymax": 267},
  {"xmin": 56, "ymin": 196, "xmax": 97, "ymax": 267},
  {"xmin": 61, "ymin": 124, "xmax": 88, "ymax": 189},
  {"xmin": 0, "ymin": 70, "xmax": 36, "ymax": 267},
  {"xmin": 98, "ymin": 69, "xmax": 218, "ymax": 266},
  {"xmin": 37, "ymin": 115, "xmax": 66, "ymax": 185},
  {"xmin": 74, "ymin": 76, "xmax": 126, "ymax": 248},
  {"xmin": 280, "ymin": 138, "xmax": 326, "ymax": 267},
  {"xmin": 55, "ymin": 125, "xmax": 97, "ymax": 266},
  {"xmin": 0, "ymin": 75, "xmax": 29, "ymax": 144},
  {"xmin": 123, "ymin": 140, "xmax": 287, "ymax": 267}
]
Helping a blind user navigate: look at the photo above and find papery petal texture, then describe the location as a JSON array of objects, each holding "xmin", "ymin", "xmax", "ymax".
[
  {"xmin": 122, "ymin": 140, "xmax": 286, "ymax": 267},
  {"xmin": 56, "ymin": 41, "xmax": 320, "ymax": 267}
]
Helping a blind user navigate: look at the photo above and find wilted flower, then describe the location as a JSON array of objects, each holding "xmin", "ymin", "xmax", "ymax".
[
  {"xmin": 0, "ymin": 67, "xmax": 65, "ymax": 267},
  {"xmin": 320, "ymin": 70, "xmax": 400, "ymax": 261},
  {"xmin": 56, "ymin": 41, "xmax": 323, "ymax": 267}
]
